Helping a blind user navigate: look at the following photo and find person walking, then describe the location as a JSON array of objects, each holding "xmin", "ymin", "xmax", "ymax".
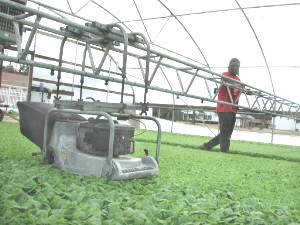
[{"xmin": 200, "ymin": 58, "xmax": 242, "ymax": 153}]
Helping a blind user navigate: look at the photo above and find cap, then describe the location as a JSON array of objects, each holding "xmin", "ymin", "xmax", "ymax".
[{"xmin": 229, "ymin": 58, "xmax": 240, "ymax": 66}]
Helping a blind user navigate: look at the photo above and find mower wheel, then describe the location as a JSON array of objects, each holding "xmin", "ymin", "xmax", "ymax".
[{"xmin": 45, "ymin": 147, "xmax": 54, "ymax": 164}]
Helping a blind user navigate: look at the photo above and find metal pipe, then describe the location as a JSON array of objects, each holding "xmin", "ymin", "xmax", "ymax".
[
  {"xmin": 56, "ymin": 36, "xmax": 68, "ymax": 99},
  {"xmin": 26, "ymin": 51, "xmax": 34, "ymax": 101},
  {"xmin": 20, "ymin": 16, "xmax": 42, "ymax": 59},
  {"xmin": 0, "ymin": 1, "xmax": 299, "ymax": 119},
  {"xmin": 111, "ymin": 113, "xmax": 161, "ymax": 164},
  {"xmin": 106, "ymin": 23, "xmax": 128, "ymax": 103},
  {"xmin": 95, "ymin": 41, "xmax": 112, "ymax": 75},
  {"xmin": 0, "ymin": 53, "xmax": 299, "ymax": 119},
  {"xmin": 130, "ymin": 32, "xmax": 150, "ymax": 106},
  {"xmin": 0, "ymin": 9, "xmax": 295, "ymax": 106}
]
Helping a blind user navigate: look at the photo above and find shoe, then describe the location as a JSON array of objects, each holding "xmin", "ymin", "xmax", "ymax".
[{"xmin": 199, "ymin": 143, "xmax": 211, "ymax": 151}]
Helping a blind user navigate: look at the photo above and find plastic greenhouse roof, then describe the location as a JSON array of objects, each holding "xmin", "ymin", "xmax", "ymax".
[{"xmin": 24, "ymin": 0, "xmax": 300, "ymax": 104}]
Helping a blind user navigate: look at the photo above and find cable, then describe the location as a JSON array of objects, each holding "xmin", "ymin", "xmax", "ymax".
[
  {"xmin": 132, "ymin": 119, "xmax": 147, "ymax": 137},
  {"xmin": 235, "ymin": 0, "xmax": 276, "ymax": 96},
  {"xmin": 66, "ymin": 0, "xmax": 91, "ymax": 15},
  {"xmin": 157, "ymin": 0, "xmax": 211, "ymax": 70},
  {"xmin": 178, "ymin": 96, "xmax": 217, "ymax": 137},
  {"xmin": 120, "ymin": 3, "xmax": 300, "ymax": 23},
  {"xmin": 132, "ymin": 0, "xmax": 152, "ymax": 42},
  {"xmin": 90, "ymin": 0, "xmax": 132, "ymax": 32},
  {"xmin": 152, "ymin": 15, "xmax": 171, "ymax": 44}
]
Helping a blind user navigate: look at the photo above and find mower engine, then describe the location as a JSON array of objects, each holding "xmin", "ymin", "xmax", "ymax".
[{"xmin": 77, "ymin": 119, "xmax": 135, "ymax": 157}]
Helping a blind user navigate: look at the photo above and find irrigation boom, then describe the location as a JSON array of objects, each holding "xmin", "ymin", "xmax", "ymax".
[{"xmin": 0, "ymin": 0, "xmax": 299, "ymax": 119}]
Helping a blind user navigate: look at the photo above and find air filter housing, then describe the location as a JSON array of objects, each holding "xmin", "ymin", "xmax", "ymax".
[
  {"xmin": 77, "ymin": 119, "xmax": 135, "ymax": 157},
  {"xmin": 0, "ymin": 0, "xmax": 27, "ymax": 46}
]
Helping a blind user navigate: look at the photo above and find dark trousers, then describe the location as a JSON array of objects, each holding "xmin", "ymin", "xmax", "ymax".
[{"xmin": 205, "ymin": 112, "xmax": 236, "ymax": 152}]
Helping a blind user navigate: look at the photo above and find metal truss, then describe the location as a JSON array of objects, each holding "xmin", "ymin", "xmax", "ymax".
[{"xmin": 0, "ymin": 0, "xmax": 299, "ymax": 119}]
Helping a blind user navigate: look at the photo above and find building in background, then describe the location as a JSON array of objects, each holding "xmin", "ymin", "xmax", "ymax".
[
  {"xmin": 0, "ymin": 66, "xmax": 27, "ymax": 113},
  {"xmin": 274, "ymin": 117, "xmax": 298, "ymax": 131}
]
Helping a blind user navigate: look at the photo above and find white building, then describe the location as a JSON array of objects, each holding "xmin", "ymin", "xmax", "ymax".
[{"xmin": 274, "ymin": 117, "xmax": 297, "ymax": 131}]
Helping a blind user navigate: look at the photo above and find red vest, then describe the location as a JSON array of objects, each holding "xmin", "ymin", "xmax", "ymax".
[{"xmin": 216, "ymin": 72, "xmax": 241, "ymax": 113}]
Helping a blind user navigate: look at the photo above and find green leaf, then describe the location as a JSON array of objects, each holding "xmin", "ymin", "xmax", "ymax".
[
  {"xmin": 63, "ymin": 207, "xmax": 77, "ymax": 220},
  {"xmin": 72, "ymin": 209, "xmax": 87, "ymax": 221},
  {"xmin": 36, "ymin": 209, "xmax": 48, "ymax": 219},
  {"xmin": 157, "ymin": 219, "xmax": 168, "ymax": 224},
  {"xmin": 226, "ymin": 191, "xmax": 235, "ymax": 199}
]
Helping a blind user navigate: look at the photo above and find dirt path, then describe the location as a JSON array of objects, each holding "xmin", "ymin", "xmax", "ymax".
[{"xmin": 2, "ymin": 113, "xmax": 19, "ymax": 123}]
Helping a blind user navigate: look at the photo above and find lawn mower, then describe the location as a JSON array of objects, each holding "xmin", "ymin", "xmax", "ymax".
[{"xmin": 17, "ymin": 101, "xmax": 161, "ymax": 180}]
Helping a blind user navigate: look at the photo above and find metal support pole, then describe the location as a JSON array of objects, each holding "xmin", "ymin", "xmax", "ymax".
[
  {"xmin": 56, "ymin": 36, "xmax": 67, "ymax": 99},
  {"xmin": 0, "ymin": 45, "xmax": 3, "ymax": 88},
  {"xmin": 26, "ymin": 51, "xmax": 34, "ymax": 101},
  {"xmin": 271, "ymin": 116, "xmax": 275, "ymax": 144}
]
